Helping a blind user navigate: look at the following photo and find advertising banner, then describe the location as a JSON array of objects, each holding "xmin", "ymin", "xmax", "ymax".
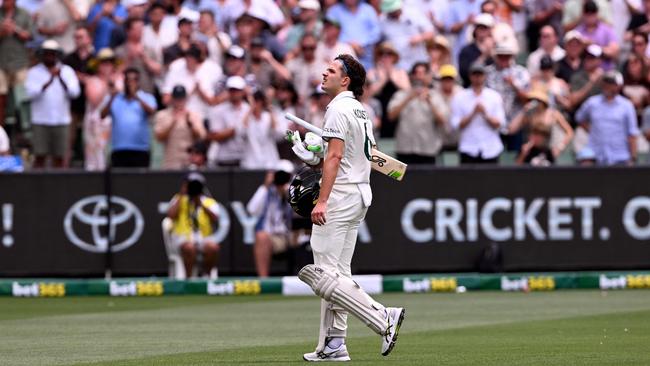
[{"xmin": 1, "ymin": 167, "xmax": 650, "ymax": 276}]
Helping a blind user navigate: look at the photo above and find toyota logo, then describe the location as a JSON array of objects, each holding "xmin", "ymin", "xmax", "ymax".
[{"xmin": 64, "ymin": 196, "xmax": 144, "ymax": 253}]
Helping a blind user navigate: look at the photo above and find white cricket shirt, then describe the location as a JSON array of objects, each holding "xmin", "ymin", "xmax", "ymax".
[{"xmin": 322, "ymin": 91, "xmax": 376, "ymax": 185}]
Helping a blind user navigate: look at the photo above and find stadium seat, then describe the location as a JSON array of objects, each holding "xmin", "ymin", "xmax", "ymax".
[{"xmin": 161, "ymin": 217, "xmax": 218, "ymax": 280}]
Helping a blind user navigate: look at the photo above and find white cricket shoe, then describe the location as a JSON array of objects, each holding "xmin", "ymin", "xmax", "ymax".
[
  {"xmin": 381, "ymin": 307, "xmax": 406, "ymax": 356},
  {"xmin": 303, "ymin": 343, "xmax": 351, "ymax": 362}
]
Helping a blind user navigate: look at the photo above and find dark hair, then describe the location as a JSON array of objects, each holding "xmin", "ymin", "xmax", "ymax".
[
  {"xmin": 124, "ymin": 67, "xmax": 140, "ymax": 78},
  {"xmin": 632, "ymin": 31, "xmax": 648, "ymax": 44},
  {"xmin": 253, "ymin": 90, "xmax": 267, "ymax": 103},
  {"xmin": 410, "ymin": 61, "xmax": 430, "ymax": 75},
  {"xmin": 125, "ymin": 17, "xmax": 144, "ymax": 32},
  {"xmin": 335, "ymin": 54, "xmax": 365, "ymax": 99},
  {"xmin": 273, "ymin": 80, "xmax": 299, "ymax": 105},
  {"xmin": 583, "ymin": 0, "xmax": 598, "ymax": 14},
  {"xmin": 480, "ymin": 0, "xmax": 495, "ymax": 11},
  {"xmin": 148, "ymin": 2, "xmax": 165, "ymax": 12}
]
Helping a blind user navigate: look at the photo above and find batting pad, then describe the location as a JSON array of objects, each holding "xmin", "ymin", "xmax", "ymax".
[{"xmin": 299, "ymin": 264, "xmax": 388, "ymax": 335}]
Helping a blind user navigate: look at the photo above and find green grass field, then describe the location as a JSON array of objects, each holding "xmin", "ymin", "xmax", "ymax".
[{"xmin": 1, "ymin": 290, "xmax": 650, "ymax": 365}]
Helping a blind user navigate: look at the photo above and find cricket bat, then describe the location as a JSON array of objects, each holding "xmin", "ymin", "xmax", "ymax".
[{"xmin": 285, "ymin": 113, "xmax": 407, "ymax": 181}]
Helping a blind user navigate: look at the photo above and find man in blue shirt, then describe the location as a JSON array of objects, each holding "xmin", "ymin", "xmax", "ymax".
[
  {"xmin": 101, "ymin": 67, "xmax": 157, "ymax": 168},
  {"xmin": 326, "ymin": 0, "xmax": 381, "ymax": 69},
  {"xmin": 86, "ymin": 0, "xmax": 127, "ymax": 51},
  {"xmin": 575, "ymin": 70, "xmax": 639, "ymax": 166}
]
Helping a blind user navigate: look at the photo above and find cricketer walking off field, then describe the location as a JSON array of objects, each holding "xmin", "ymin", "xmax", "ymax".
[{"xmin": 295, "ymin": 54, "xmax": 406, "ymax": 362}]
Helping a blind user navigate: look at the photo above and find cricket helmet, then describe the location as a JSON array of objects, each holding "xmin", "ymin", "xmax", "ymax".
[{"xmin": 288, "ymin": 167, "xmax": 322, "ymax": 218}]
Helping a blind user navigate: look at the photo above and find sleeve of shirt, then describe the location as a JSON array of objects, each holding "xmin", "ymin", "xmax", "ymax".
[
  {"xmin": 25, "ymin": 68, "xmax": 44, "ymax": 100},
  {"xmin": 140, "ymin": 92, "xmax": 157, "ymax": 110},
  {"xmin": 575, "ymin": 97, "xmax": 592, "ymax": 125},
  {"xmin": 62, "ymin": 66, "xmax": 81, "ymax": 99},
  {"xmin": 449, "ymin": 93, "xmax": 463, "ymax": 130},
  {"xmin": 322, "ymin": 108, "xmax": 348, "ymax": 142},
  {"xmin": 201, "ymin": 197, "xmax": 219, "ymax": 217},
  {"xmin": 387, "ymin": 90, "xmax": 407, "ymax": 116},
  {"xmin": 0, "ymin": 126, "xmax": 9, "ymax": 153},
  {"xmin": 625, "ymin": 100, "xmax": 640, "ymax": 136},
  {"xmin": 246, "ymin": 185, "xmax": 268, "ymax": 217},
  {"xmin": 86, "ymin": 4, "xmax": 100, "ymax": 24},
  {"xmin": 363, "ymin": 5, "xmax": 382, "ymax": 46}
]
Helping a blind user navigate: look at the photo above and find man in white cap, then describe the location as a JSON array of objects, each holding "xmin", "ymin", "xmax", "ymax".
[
  {"xmin": 575, "ymin": 70, "xmax": 639, "ymax": 165},
  {"xmin": 486, "ymin": 42, "xmax": 530, "ymax": 151},
  {"xmin": 569, "ymin": 43, "xmax": 604, "ymax": 110},
  {"xmin": 246, "ymin": 159, "xmax": 295, "ymax": 278},
  {"xmin": 556, "ymin": 30, "xmax": 585, "ymax": 83},
  {"xmin": 207, "ymin": 75, "xmax": 250, "ymax": 167},
  {"xmin": 25, "ymin": 39, "xmax": 80, "ymax": 168},
  {"xmin": 458, "ymin": 13, "xmax": 495, "ymax": 87},
  {"xmin": 378, "ymin": 0, "xmax": 433, "ymax": 71},
  {"xmin": 284, "ymin": 0, "xmax": 323, "ymax": 52}
]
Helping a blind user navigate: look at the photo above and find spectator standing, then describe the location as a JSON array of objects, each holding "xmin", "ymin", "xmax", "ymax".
[
  {"xmin": 458, "ymin": 13, "xmax": 495, "ymax": 87},
  {"xmin": 167, "ymin": 172, "xmax": 220, "ymax": 278},
  {"xmin": 627, "ymin": 0, "xmax": 650, "ymax": 38},
  {"xmin": 527, "ymin": 25, "xmax": 565, "ymax": 77},
  {"xmin": 249, "ymin": 37, "xmax": 291, "ymax": 93},
  {"xmin": 569, "ymin": 44, "xmax": 604, "ymax": 111},
  {"xmin": 115, "ymin": 17, "xmax": 162, "ymax": 95},
  {"xmin": 101, "ymin": 67, "xmax": 157, "ymax": 168},
  {"xmin": 143, "ymin": 3, "xmax": 177, "ymax": 64},
  {"xmin": 555, "ymin": 30, "xmax": 585, "ymax": 83},
  {"xmin": 286, "ymin": 34, "xmax": 326, "ymax": 103},
  {"xmin": 367, "ymin": 42, "xmax": 410, "ymax": 137},
  {"xmin": 154, "ymin": 85, "xmax": 206, "ymax": 169},
  {"xmin": 628, "ymin": 32, "xmax": 649, "ymax": 65},
  {"xmin": 108, "ymin": 0, "xmax": 148, "ymax": 49},
  {"xmin": 195, "ymin": 10, "xmax": 231, "ymax": 67},
  {"xmin": 241, "ymin": 91, "xmax": 284, "ymax": 170},
  {"xmin": 479, "ymin": 0, "xmax": 519, "ymax": 55},
  {"xmin": 387, "ymin": 62, "xmax": 448, "ymax": 164},
  {"xmin": 485, "ymin": 43, "xmax": 530, "ymax": 151},
  {"xmin": 284, "ymin": 0, "xmax": 322, "ymax": 53},
  {"xmin": 326, "ymin": 0, "xmax": 381, "ymax": 69},
  {"xmin": 525, "ymin": 0, "xmax": 564, "ymax": 52},
  {"xmin": 436, "ymin": 64, "xmax": 463, "ymax": 150},
  {"xmin": 63, "ymin": 27, "xmax": 94, "ymax": 131},
  {"xmin": 83, "ymin": 48, "xmax": 123, "ymax": 171},
  {"xmin": 445, "ymin": 0, "xmax": 483, "ymax": 65},
  {"xmin": 531, "ymin": 56, "xmax": 571, "ymax": 112},
  {"xmin": 379, "ymin": 0, "xmax": 434, "ymax": 72},
  {"xmin": 563, "ymin": 0, "xmax": 612, "ymax": 32},
  {"xmin": 163, "ymin": 44, "xmax": 222, "ymax": 120},
  {"xmin": 207, "ymin": 76, "xmax": 250, "ymax": 167},
  {"xmin": 450, "ymin": 63, "xmax": 506, "ymax": 164},
  {"xmin": 314, "ymin": 18, "xmax": 356, "ymax": 65},
  {"xmin": 247, "ymin": 160, "xmax": 294, "ymax": 278},
  {"xmin": 508, "ymin": 89, "xmax": 574, "ymax": 158},
  {"xmin": 0, "ymin": 0, "xmax": 32, "ymax": 127},
  {"xmin": 426, "ymin": 35, "xmax": 452, "ymax": 80},
  {"xmin": 36, "ymin": 0, "xmax": 82, "ymax": 54},
  {"xmin": 86, "ymin": 0, "xmax": 127, "ymax": 51},
  {"xmin": 25, "ymin": 40, "xmax": 81, "ymax": 169},
  {"xmin": 575, "ymin": 70, "xmax": 639, "ymax": 165},
  {"xmin": 162, "ymin": 17, "xmax": 194, "ymax": 66},
  {"xmin": 575, "ymin": 1, "xmax": 619, "ymax": 70},
  {"xmin": 621, "ymin": 53, "xmax": 649, "ymax": 121}
]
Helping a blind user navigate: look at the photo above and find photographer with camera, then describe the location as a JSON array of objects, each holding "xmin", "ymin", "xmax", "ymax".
[
  {"xmin": 246, "ymin": 160, "xmax": 295, "ymax": 278},
  {"xmin": 166, "ymin": 172, "xmax": 220, "ymax": 278}
]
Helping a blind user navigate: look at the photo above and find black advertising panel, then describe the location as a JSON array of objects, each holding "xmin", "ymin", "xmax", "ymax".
[{"xmin": 1, "ymin": 167, "xmax": 650, "ymax": 277}]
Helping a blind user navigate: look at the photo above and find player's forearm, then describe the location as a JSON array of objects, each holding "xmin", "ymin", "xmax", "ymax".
[{"xmin": 319, "ymin": 153, "xmax": 341, "ymax": 204}]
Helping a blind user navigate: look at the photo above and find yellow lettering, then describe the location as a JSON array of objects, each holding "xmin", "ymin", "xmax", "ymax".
[
  {"xmin": 234, "ymin": 280, "xmax": 261, "ymax": 295},
  {"xmin": 39, "ymin": 283, "xmax": 65, "ymax": 297},
  {"xmin": 136, "ymin": 281, "xmax": 164, "ymax": 296},
  {"xmin": 429, "ymin": 278, "xmax": 457, "ymax": 292}
]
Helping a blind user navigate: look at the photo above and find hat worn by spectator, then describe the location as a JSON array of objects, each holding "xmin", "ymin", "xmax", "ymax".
[
  {"xmin": 276, "ymin": 159, "xmax": 295, "ymax": 174},
  {"xmin": 494, "ymin": 43, "xmax": 516, "ymax": 56},
  {"xmin": 227, "ymin": 45, "xmax": 246, "ymax": 59},
  {"xmin": 381, "ymin": 0, "xmax": 402, "ymax": 13},
  {"xmin": 527, "ymin": 89, "xmax": 549, "ymax": 106},
  {"xmin": 602, "ymin": 70, "xmax": 623, "ymax": 86},
  {"xmin": 298, "ymin": 0, "xmax": 321, "ymax": 11},
  {"xmin": 323, "ymin": 17, "xmax": 341, "ymax": 28},
  {"xmin": 375, "ymin": 42, "xmax": 399, "ymax": 61},
  {"xmin": 41, "ymin": 39, "xmax": 62, "ymax": 53},
  {"xmin": 439, "ymin": 64, "xmax": 458, "ymax": 79},
  {"xmin": 171, "ymin": 85, "xmax": 187, "ymax": 99},
  {"xmin": 226, "ymin": 76, "xmax": 247, "ymax": 90},
  {"xmin": 88, "ymin": 47, "xmax": 121, "ymax": 69},
  {"xmin": 563, "ymin": 30, "xmax": 584, "ymax": 43},
  {"xmin": 474, "ymin": 13, "xmax": 495, "ymax": 28},
  {"xmin": 470, "ymin": 62, "xmax": 487, "ymax": 74},
  {"xmin": 585, "ymin": 44, "xmax": 603, "ymax": 58}
]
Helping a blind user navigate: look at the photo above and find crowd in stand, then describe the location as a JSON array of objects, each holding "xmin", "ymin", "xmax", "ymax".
[{"xmin": 1, "ymin": 0, "xmax": 649, "ymax": 169}]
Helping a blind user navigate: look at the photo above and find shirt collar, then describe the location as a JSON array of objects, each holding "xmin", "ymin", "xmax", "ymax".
[{"xmin": 327, "ymin": 90, "xmax": 354, "ymax": 109}]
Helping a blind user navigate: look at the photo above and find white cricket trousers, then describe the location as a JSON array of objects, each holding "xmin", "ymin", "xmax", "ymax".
[{"xmin": 310, "ymin": 183, "xmax": 369, "ymax": 350}]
